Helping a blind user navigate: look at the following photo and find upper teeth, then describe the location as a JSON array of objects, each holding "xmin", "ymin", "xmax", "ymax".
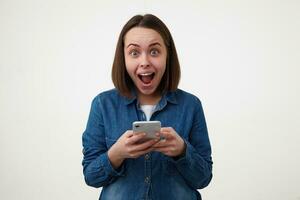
[{"xmin": 140, "ymin": 73, "xmax": 152, "ymax": 76}]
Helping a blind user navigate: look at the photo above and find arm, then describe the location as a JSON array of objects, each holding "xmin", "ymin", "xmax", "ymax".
[
  {"xmin": 172, "ymin": 98, "xmax": 213, "ymax": 189},
  {"xmin": 82, "ymin": 96, "xmax": 125, "ymax": 188},
  {"xmin": 153, "ymin": 98, "xmax": 213, "ymax": 189}
]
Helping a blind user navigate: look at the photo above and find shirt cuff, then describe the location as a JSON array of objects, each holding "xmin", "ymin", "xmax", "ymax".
[
  {"xmin": 169, "ymin": 139, "xmax": 192, "ymax": 165},
  {"xmin": 101, "ymin": 152, "xmax": 125, "ymax": 177}
]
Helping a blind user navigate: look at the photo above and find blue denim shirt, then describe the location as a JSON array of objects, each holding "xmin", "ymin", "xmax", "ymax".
[{"xmin": 82, "ymin": 89, "xmax": 213, "ymax": 200}]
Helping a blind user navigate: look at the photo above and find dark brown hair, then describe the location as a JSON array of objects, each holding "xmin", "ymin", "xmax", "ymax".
[{"xmin": 111, "ymin": 14, "xmax": 181, "ymax": 97}]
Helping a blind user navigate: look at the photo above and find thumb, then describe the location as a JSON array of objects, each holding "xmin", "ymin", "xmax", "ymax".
[
  {"xmin": 160, "ymin": 130, "xmax": 173, "ymax": 140},
  {"xmin": 124, "ymin": 130, "xmax": 134, "ymax": 138}
]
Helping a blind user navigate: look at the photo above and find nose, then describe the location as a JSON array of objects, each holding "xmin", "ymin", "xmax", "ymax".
[{"xmin": 140, "ymin": 53, "xmax": 150, "ymax": 68}]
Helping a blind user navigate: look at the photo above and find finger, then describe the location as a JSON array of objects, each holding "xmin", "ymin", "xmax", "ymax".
[
  {"xmin": 154, "ymin": 132, "xmax": 165, "ymax": 141},
  {"xmin": 124, "ymin": 130, "xmax": 134, "ymax": 138},
  {"xmin": 153, "ymin": 146, "xmax": 171, "ymax": 154},
  {"xmin": 152, "ymin": 139, "xmax": 168, "ymax": 148},
  {"xmin": 126, "ymin": 132, "xmax": 146, "ymax": 145},
  {"xmin": 159, "ymin": 131, "xmax": 174, "ymax": 140},
  {"xmin": 130, "ymin": 146, "xmax": 155, "ymax": 158},
  {"xmin": 153, "ymin": 146, "xmax": 170, "ymax": 151},
  {"xmin": 133, "ymin": 138, "xmax": 160, "ymax": 151},
  {"xmin": 160, "ymin": 127, "xmax": 173, "ymax": 132}
]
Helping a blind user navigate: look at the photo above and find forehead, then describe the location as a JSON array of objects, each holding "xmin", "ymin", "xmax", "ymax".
[{"xmin": 124, "ymin": 27, "xmax": 165, "ymax": 46}]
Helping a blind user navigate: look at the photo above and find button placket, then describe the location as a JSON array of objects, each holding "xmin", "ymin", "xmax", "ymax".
[
  {"xmin": 144, "ymin": 152, "xmax": 151, "ymax": 186},
  {"xmin": 145, "ymin": 176, "xmax": 150, "ymax": 184},
  {"xmin": 145, "ymin": 154, "xmax": 150, "ymax": 160}
]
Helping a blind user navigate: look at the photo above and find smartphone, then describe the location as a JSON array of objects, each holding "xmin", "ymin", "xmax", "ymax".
[{"xmin": 132, "ymin": 121, "xmax": 161, "ymax": 142}]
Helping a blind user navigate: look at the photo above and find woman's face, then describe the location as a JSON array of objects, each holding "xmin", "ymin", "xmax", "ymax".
[{"xmin": 124, "ymin": 27, "xmax": 167, "ymax": 97}]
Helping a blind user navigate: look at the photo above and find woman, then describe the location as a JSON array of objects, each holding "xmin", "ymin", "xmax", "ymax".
[{"xmin": 82, "ymin": 14, "xmax": 213, "ymax": 200}]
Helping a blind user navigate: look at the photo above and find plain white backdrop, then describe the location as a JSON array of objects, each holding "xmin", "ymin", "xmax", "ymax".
[{"xmin": 1, "ymin": 0, "xmax": 300, "ymax": 199}]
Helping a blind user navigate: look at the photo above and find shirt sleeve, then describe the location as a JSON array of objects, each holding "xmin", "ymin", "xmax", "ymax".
[
  {"xmin": 82, "ymin": 96, "xmax": 125, "ymax": 188},
  {"xmin": 170, "ymin": 97, "xmax": 213, "ymax": 189}
]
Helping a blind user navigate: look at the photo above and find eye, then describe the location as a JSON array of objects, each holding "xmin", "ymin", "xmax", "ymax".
[
  {"xmin": 129, "ymin": 50, "xmax": 139, "ymax": 57},
  {"xmin": 150, "ymin": 49, "xmax": 159, "ymax": 56}
]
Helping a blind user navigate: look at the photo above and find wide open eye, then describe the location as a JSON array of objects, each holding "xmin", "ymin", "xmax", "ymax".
[
  {"xmin": 150, "ymin": 49, "xmax": 159, "ymax": 56},
  {"xmin": 129, "ymin": 50, "xmax": 140, "ymax": 57}
]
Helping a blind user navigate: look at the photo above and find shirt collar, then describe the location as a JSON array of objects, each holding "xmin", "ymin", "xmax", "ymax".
[
  {"xmin": 123, "ymin": 89, "xmax": 138, "ymax": 105},
  {"xmin": 122, "ymin": 89, "xmax": 178, "ymax": 106},
  {"xmin": 165, "ymin": 91, "xmax": 178, "ymax": 104}
]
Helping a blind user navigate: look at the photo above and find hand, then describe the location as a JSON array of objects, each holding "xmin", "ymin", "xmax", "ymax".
[
  {"xmin": 108, "ymin": 130, "xmax": 160, "ymax": 169},
  {"xmin": 153, "ymin": 127, "xmax": 186, "ymax": 158}
]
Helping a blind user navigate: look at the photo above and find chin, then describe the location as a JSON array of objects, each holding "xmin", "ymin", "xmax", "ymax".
[
  {"xmin": 138, "ymin": 86, "xmax": 157, "ymax": 96},
  {"xmin": 139, "ymin": 90, "xmax": 155, "ymax": 96}
]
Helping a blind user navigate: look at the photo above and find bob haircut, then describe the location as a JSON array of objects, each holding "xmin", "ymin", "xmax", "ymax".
[{"xmin": 111, "ymin": 14, "xmax": 181, "ymax": 98}]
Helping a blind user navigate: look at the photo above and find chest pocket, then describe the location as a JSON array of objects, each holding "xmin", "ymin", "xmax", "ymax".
[
  {"xmin": 105, "ymin": 126, "xmax": 129, "ymax": 149},
  {"xmin": 104, "ymin": 119, "xmax": 132, "ymax": 148}
]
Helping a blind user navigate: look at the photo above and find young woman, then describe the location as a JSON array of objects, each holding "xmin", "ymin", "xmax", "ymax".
[{"xmin": 82, "ymin": 14, "xmax": 213, "ymax": 200}]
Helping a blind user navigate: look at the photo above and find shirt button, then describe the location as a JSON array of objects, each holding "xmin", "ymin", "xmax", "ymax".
[
  {"xmin": 145, "ymin": 177, "xmax": 150, "ymax": 184},
  {"xmin": 145, "ymin": 154, "xmax": 150, "ymax": 160}
]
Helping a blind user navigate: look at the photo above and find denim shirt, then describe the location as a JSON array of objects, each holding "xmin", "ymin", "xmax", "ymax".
[{"xmin": 82, "ymin": 89, "xmax": 213, "ymax": 200}]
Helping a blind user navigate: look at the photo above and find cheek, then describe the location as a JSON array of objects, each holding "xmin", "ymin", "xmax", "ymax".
[
  {"xmin": 153, "ymin": 59, "xmax": 166, "ymax": 75},
  {"xmin": 125, "ymin": 58, "xmax": 136, "ymax": 76}
]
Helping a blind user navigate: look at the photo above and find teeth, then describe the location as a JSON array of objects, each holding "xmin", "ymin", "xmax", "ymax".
[{"xmin": 139, "ymin": 72, "xmax": 153, "ymax": 76}]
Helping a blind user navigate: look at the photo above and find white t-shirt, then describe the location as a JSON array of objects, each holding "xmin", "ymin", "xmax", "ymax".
[{"xmin": 140, "ymin": 105, "xmax": 156, "ymax": 121}]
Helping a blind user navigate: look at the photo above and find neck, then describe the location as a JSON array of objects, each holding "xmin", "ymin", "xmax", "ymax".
[{"xmin": 138, "ymin": 92, "xmax": 161, "ymax": 105}]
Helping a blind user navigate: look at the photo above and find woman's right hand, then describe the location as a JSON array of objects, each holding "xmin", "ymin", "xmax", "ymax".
[{"xmin": 108, "ymin": 130, "xmax": 159, "ymax": 169}]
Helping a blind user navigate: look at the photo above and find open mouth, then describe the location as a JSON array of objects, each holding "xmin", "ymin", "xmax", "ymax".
[{"xmin": 138, "ymin": 72, "xmax": 155, "ymax": 85}]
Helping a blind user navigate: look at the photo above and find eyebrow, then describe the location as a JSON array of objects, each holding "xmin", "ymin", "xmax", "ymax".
[{"xmin": 126, "ymin": 42, "xmax": 162, "ymax": 49}]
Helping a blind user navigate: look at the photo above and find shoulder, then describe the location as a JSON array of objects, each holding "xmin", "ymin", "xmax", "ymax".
[
  {"xmin": 173, "ymin": 89, "xmax": 207, "ymax": 117},
  {"xmin": 92, "ymin": 88, "xmax": 128, "ymax": 105},
  {"xmin": 96, "ymin": 88, "xmax": 119, "ymax": 99},
  {"xmin": 173, "ymin": 89, "xmax": 202, "ymax": 105}
]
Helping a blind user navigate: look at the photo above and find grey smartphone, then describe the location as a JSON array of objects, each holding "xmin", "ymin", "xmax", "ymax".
[{"xmin": 132, "ymin": 121, "xmax": 161, "ymax": 142}]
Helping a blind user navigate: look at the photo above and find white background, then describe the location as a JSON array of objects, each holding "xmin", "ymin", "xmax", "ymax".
[{"xmin": 1, "ymin": 0, "xmax": 300, "ymax": 199}]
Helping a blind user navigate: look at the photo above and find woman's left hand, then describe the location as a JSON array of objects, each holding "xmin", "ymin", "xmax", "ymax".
[{"xmin": 152, "ymin": 127, "xmax": 186, "ymax": 157}]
